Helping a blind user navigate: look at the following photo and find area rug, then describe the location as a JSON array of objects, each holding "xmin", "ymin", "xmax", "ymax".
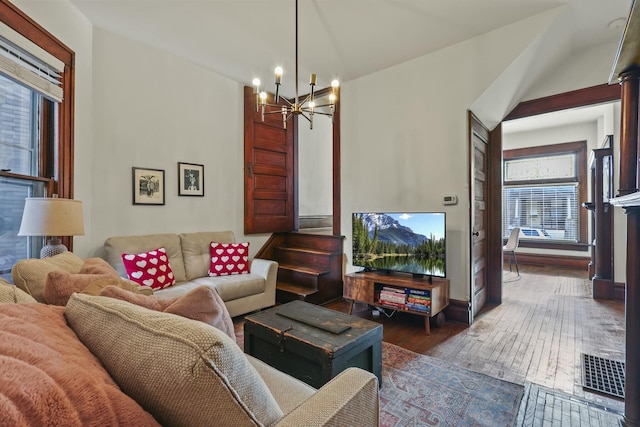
[
  {"xmin": 235, "ymin": 327, "xmax": 523, "ymax": 426},
  {"xmin": 380, "ymin": 342, "xmax": 523, "ymax": 427}
]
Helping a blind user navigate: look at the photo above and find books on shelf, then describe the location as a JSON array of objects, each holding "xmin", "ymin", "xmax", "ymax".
[
  {"xmin": 381, "ymin": 286, "xmax": 405, "ymax": 295},
  {"xmin": 406, "ymin": 292, "xmax": 431, "ymax": 313},
  {"xmin": 375, "ymin": 286, "xmax": 433, "ymax": 312},
  {"xmin": 378, "ymin": 290, "xmax": 407, "ymax": 305},
  {"xmin": 405, "ymin": 288, "xmax": 430, "ymax": 297},
  {"xmin": 407, "ymin": 303, "xmax": 430, "ymax": 313},
  {"xmin": 407, "ymin": 296, "xmax": 431, "ymax": 305},
  {"xmin": 379, "ymin": 300, "xmax": 406, "ymax": 310}
]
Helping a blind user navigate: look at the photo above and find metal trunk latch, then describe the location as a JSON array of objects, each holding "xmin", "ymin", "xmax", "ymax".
[{"xmin": 279, "ymin": 326, "xmax": 293, "ymax": 352}]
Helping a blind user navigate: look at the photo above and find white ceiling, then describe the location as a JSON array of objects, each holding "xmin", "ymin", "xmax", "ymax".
[{"xmin": 69, "ymin": 0, "xmax": 632, "ymax": 98}]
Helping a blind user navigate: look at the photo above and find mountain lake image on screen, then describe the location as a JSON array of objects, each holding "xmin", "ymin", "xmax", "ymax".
[{"xmin": 352, "ymin": 212, "xmax": 446, "ymax": 278}]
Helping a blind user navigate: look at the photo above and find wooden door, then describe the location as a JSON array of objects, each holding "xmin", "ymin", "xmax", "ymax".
[
  {"xmin": 470, "ymin": 112, "xmax": 489, "ymax": 320},
  {"xmin": 243, "ymin": 86, "xmax": 295, "ymax": 234}
]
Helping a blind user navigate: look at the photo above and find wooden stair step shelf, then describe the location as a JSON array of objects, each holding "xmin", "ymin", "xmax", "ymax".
[
  {"xmin": 343, "ymin": 271, "xmax": 450, "ymax": 335},
  {"xmin": 257, "ymin": 232, "xmax": 345, "ymax": 305},
  {"xmin": 275, "ymin": 281, "xmax": 319, "ymax": 299}
]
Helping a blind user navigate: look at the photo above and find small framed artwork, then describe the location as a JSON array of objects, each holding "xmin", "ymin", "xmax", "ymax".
[
  {"xmin": 132, "ymin": 167, "xmax": 165, "ymax": 205},
  {"xmin": 178, "ymin": 162, "xmax": 204, "ymax": 196}
]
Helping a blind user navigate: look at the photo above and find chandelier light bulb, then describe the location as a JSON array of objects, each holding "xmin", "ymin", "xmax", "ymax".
[{"xmin": 253, "ymin": 0, "xmax": 336, "ymax": 129}]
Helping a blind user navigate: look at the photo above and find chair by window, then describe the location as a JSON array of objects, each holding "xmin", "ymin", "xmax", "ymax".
[{"xmin": 504, "ymin": 227, "xmax": 521, "ymax": 276}]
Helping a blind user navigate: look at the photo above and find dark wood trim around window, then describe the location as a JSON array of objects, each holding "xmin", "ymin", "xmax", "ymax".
[
  {"xmin": 0, "ymin": 0, "xmax": 75, "ymax": 248},
  {"xmin": 503, "ymin": 140, "xmax": 588, "ymax": 246},
  {"xmin": 503, "ymin": 140, "xmax": 586, "ymax": 162}
]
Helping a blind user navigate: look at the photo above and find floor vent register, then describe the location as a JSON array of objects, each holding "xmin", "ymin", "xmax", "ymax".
[{"xmin": 581, "ymin": 353, "xmax": 625, "ymax": 399}]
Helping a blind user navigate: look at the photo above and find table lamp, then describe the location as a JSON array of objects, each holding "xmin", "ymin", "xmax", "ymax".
[{"xmin": 18, "ymin": 197, "xmax": 85, "ymax": 258}]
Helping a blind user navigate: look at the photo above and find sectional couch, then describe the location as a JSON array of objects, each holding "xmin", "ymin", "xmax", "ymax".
[
  {"xmin": 0, "ymin": 278, "xmax": 379, "ymax": 426},
  {"xmin": 11, "ymin": 230, "xmax": 278, "ymax": 318}
]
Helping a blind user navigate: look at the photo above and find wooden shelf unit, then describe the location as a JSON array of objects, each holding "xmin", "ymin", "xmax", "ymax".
[{"xmin": 343, "ymin": 271, "xmax": 450, "ymax": 335}]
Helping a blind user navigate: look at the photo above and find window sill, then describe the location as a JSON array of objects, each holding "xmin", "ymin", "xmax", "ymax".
[{"xmin": 517, "ymin": 240, "xmax": 590, "ymax": 252}]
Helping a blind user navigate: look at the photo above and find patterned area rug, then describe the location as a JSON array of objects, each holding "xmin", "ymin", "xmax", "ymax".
[
  {"xmin": 236, "ymin": 326, "xmax": 523, "ymax": 426},
  {"xmin": 380, "ymin": 342, "xmax": 524, "ymax": 427}
]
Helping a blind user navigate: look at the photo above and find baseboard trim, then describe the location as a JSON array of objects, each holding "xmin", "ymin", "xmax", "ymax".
[
  {"xmin": 590, "ymin": 278, "xmax": 625, "ymax": 301},
  {"xmin": 444, "ymin": 299, "xmax": 470, "ymax": 325},
  {"xmin": 505, "ymin": 253, "xmax": 589, "ymax": 270},
  {"xmin": 593, "ymin": 277, "xmax": 614, "ymax": 300},
  {"xmin": 614, "ymin": 282, "xmax": 625, "ymax": 302}
]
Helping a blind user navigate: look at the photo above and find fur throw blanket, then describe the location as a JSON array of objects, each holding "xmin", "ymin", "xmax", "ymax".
[{"xmin": 0, "ymin": 303, "xmax": 159, "ymax": 426}]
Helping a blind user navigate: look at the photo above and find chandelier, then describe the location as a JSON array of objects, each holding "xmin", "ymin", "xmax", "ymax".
[{"xmin": 252, "ymin": 0, "xmax": 339, "ymax": 130}]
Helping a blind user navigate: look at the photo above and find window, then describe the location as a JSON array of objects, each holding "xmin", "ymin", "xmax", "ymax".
[
  {"xmin": 502, "ymin": 141, "xmax": 587, "ymax": 248},
  {"xmin": 0, "ymin": 1, "xmax": 74, "ymax": 281},
  {"xmin": 0, "ymin": 74, "xmax": 49, "ymax": 276}
]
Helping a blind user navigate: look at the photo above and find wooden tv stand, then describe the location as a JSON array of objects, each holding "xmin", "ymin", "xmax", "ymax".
[{"xmin": 343, "ymin": 271, "xmax": 450, "ymax": 335}]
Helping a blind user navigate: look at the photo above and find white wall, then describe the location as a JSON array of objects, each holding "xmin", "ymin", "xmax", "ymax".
[
  {"xmin": 521, "ymin": 41, "xmax": 620, "ymax": 102},
  {"xmin": 610, "ymin": 103, "xmax": 626, "ymax": 283},
  {"xmin": 11, "ymin": 3, "xmax": 270, "ymax": 259},
  {"xmin": 88, "ymin": 28, "xmax": 270, "ymax": 257},
  {"xmin": 600, "ymin": 102, "xmax": 626, "ymax": 284},
  {"xmin": 339, "ymin": 12, "xmax": 565, "ymax": 301},
  {"xmin": 299, "ymin": 113, "xmax": 332, "ymax": 217}
]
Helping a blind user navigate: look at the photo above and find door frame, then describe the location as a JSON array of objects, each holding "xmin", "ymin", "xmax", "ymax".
[
  {"xmin": 331, "ymin": 88, "xmax": 341, "ymax": 235},
  {"xmin": 503, "ymin": 84, "xmax": 620, "ymax": 122},
  {"xmin": 474, "ymin": 84, "xmax": 621, "ymax": 320}
]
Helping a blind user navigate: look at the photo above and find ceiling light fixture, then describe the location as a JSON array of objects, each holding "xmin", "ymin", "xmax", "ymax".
[{"xmin": 252, "ymin": 0, "xmax": 339, "ymax": 130}]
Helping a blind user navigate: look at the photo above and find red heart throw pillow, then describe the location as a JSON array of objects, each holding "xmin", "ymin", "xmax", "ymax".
[
  {"xmin": 208, "ymin": 242, "xmax": 249, "ymax": 277},
  {"xmin": 121, "ymin": 247, "xmax": 176, "ymax": 289}
]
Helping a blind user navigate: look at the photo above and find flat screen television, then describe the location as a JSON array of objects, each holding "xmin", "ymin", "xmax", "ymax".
[{"xmin": 352, "ymin": 212, "xmax": 446, "ymax": 278}]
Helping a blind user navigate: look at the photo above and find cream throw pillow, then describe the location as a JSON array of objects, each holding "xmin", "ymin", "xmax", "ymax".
[
  {"xmin": 0, "ymin": 280, "xmax": 37, "ymax": 304},
  {"xmin": 11, "ymin": 252, "xmax": 84, "ymax": 302},
  {"xmin": 64, "ymin": 294, "xmax": 283, "ymax": 427}
]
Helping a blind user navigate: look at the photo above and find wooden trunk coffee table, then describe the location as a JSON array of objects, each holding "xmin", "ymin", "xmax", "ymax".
[{"xmin": 244, "ymin": 300, "xmax": 382, "ymax": 388}]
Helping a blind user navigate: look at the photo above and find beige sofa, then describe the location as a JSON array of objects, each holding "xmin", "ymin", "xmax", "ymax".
[
  {"xmin": 104, "ymin": 231, "xmax": 277, "ymax": 317},
  {"xmin": 0, "ymin": 281, "xmax": 379, "ymax": 426}
]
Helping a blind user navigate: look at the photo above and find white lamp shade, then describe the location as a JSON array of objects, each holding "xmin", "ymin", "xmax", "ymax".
[{"xmin": 18, "ymin": 198, "xmax": 85, "ymax": 237}]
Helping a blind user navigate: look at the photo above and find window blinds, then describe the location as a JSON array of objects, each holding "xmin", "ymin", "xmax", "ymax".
[
  {"xmin": 0, "ymin": 21, "xmax": 63, "ymax": 102},
  {"xmin": 502, "ymin": 184, "xmax": 579, "ymax": 241}
]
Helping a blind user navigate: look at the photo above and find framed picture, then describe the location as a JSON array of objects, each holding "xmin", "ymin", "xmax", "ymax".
[
  {"xmin": 178, "ymin": 162, "xmax": 204, "ymax": 196},
  {"xmin": 132, "ymin": 167, "xmax": 165, "ymax": 205}
]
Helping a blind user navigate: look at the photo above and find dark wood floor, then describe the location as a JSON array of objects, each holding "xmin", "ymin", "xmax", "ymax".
[{"xmin": 325, "ymin": 265, "xmax": 626, "ymax": 412}]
